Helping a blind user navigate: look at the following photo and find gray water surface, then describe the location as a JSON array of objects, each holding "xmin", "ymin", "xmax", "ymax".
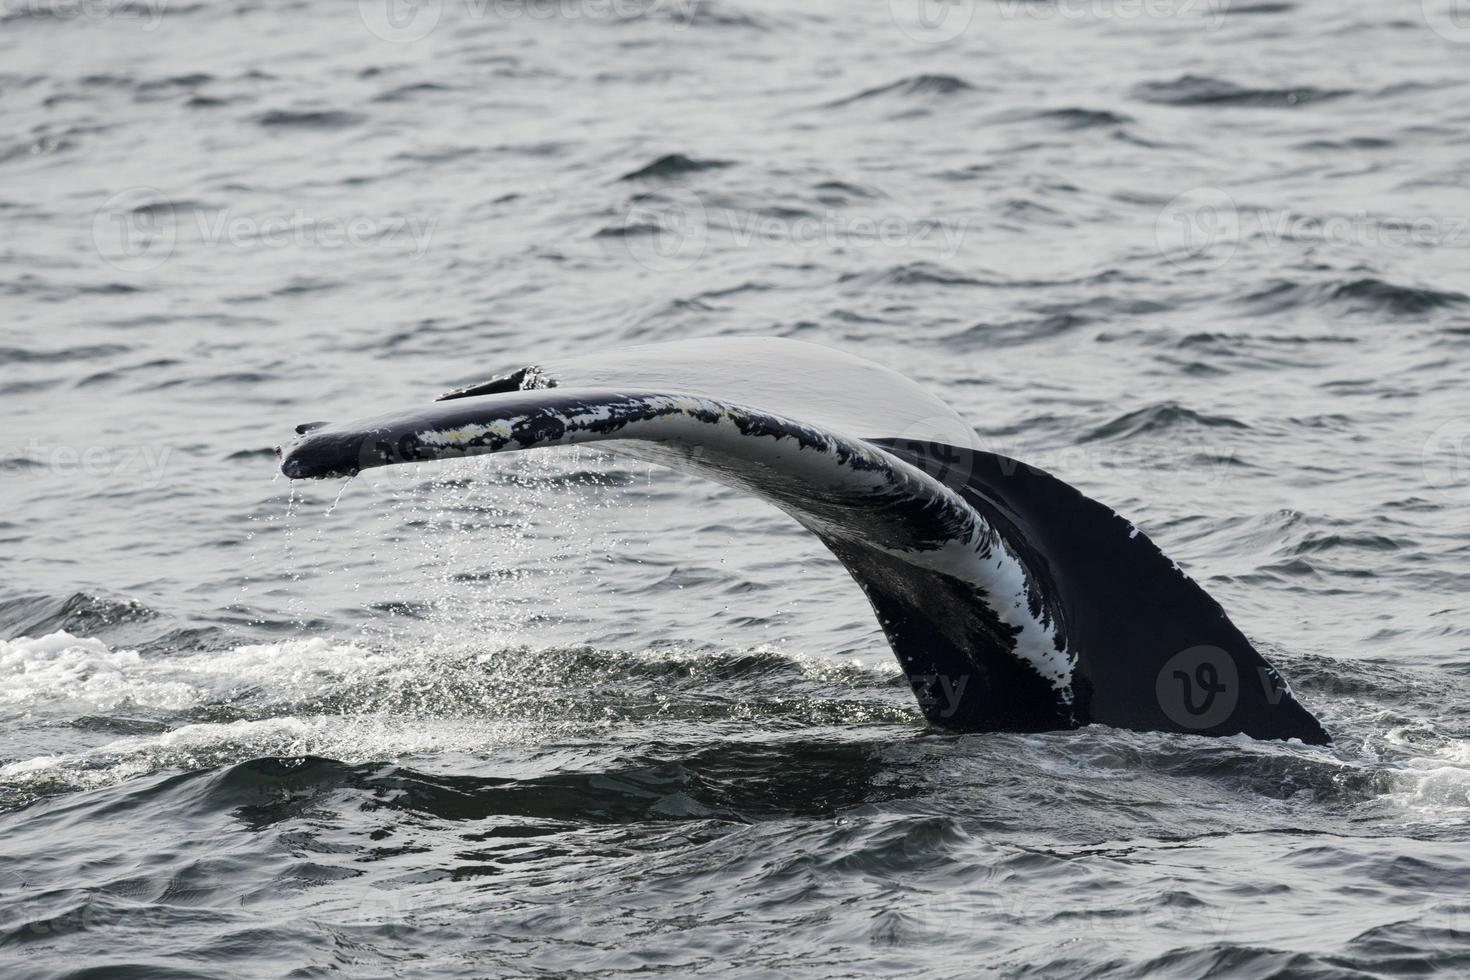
[{"xmin": 3, "ymin": 1, "xmax": 1470, "ymax": 976}]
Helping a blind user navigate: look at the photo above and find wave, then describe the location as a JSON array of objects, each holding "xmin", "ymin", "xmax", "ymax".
[
  {"xmin": 1239, "ymin": 277, "xmax": 1467, "ymax": 317},
  {"xmin": 0, "ymin": 631, "xmax": 910, "ymax": 801},
  {"xmin": 8, "ymin": 645, "xmax": 1468, "ymax": 823},
  {"xmin": 253, "ymin": 109, "xmax": 364, "ymax": 130},
  {"xmin": 1281, "ymin": 532, "xmax": 1411, "ymax": 557},
  {"xmin": 837, "ymin": 261, "xmax": 1006, "ymax": 290},
  {"xmin": 1224, "ymin": 1, "xmax": 1296, "ymax": 12},
  {"xmin": 824, "ymin": 74, "xmax": 976, "ymax": 109},
  {"xmin": 943, "ymin": 312, "xmax": 1092, "ymax": 349},
  {"xmin": 0, "ymin": 343, "xmax": 129, "ymax": 365},
  {"xmin": 0, "ymin": 593, "xmax": 158, "ymax": 642},
  {"xmin": 1134, "ymin": 75, "xmax": 1350, "ymax": 108},
  {"xmin": 1294, "ymin": 135, "xmax": 1395, "ymax": 151},
  {"xmin": 618, "ymin": 153, "xmax": 734, "ymax": 181},
  {"xmin": 1029, "ymin": 107, "xmax": 1133, "ymax": 130},
  {"xmin": 370, "ymin": 82, "xmax": 453, "ymax": 103},
  {"xmin": 1080, "ymin": 402, "xmax": 1250, "ymax": 442},
  {"xmin": 0, "ymin": 630, "xmax": 897, "ymax": 714}
]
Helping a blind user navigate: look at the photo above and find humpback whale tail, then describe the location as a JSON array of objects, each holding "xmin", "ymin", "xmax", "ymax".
[{"xmin": 280, "ymin": 337, "xmax": 1329, "ymax": 745}]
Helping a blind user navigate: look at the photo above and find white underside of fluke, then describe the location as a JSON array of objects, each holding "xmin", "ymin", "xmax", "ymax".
[{"xmin": 403, "ymin": 388, "xmax": 1076, "ymax": 702}]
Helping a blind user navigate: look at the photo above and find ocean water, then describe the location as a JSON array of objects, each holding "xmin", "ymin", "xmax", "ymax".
[{"xmin": 4, "ymin": 0, "xmax": 1470, "ymax": 976}]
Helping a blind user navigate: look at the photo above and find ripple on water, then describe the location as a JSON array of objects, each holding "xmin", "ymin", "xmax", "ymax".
[
  {"xmin": 1132, "ymin": 75, "xmax": 1352, "ymax": 108},
  {"xmin": 4, "ymin": 1, "xmax": 1470, "ymax": 975}
]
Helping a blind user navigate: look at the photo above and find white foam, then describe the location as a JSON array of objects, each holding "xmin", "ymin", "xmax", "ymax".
[
  {"xmin": 0, "ymin": 630, "xmax": 902, "ymax": 795},
  {"xmin": 1387, "ymin": 738, "xmax": 1470, "ymax": 816},
  {"xmin": 0, "ymin": 715, "xmax": 550, "ymax": 795},
  {"xmin": 0, "ymin": 631, "xmax": 390, "ymax": 713},
  {"xmin": 0, "ymin": 630, "xmax": 595, "ymax": 793},
  {"xmin": 0, "ymin": 631, "xmax": 195, "ymax": 711},
  {"xmin": 1359, "ymin": 727, "xmax": 1470, "ymax": 823}
]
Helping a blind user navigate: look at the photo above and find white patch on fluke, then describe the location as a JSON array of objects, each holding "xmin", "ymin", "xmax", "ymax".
[
  {"xmin": 419, "ymin": 419, "xmax": 515, "ymax": 448},
  {"xmin": 385, "ymin": 388, "xmax": 1080, "ymax": 705},
  {"xmin": 862, "ymin": 517, "xmax": 1075, "ymax": 701}
]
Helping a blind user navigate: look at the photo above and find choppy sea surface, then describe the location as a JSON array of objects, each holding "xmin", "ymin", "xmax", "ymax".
[{"xmin": 4, "ymin": 0, "xmax": 1470, "ymax": 976}]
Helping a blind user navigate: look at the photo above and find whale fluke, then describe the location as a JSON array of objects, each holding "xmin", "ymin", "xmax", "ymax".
[{"xmin": 279, "ymin": 338, "xmax": 1329, "ymax": 745}]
